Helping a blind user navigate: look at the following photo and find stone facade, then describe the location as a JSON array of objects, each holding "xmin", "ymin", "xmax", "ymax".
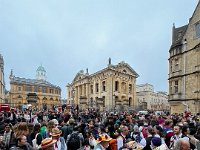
[
  {"xmin": 67, "ymin": 60, "xmax": 139, "ymax": 112},
  {"xmin": 136, "ymin": 83, "xmax": 169, "ymax": 111},
  {"xmin": 8, "ymin": 66, "xmax": 61, "ymax": 110},
  {"xmin": 0, "ymin": 54, "xmax": 5, "ymax": 103},
  {"xmin": 168, "ymin": 1, "xmax": 200, "ymax": 114}
]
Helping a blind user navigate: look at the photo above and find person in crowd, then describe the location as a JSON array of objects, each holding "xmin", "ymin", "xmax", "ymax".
[
  {"xmin": 39, "ymin": 138, "xmax": 57, "ymax": 150},
  {"xmin": 31, "ymin": 123, "xmax": 43, "ymax": 149},
  {"xmin": 143, "ymin": 126, "xmax": 155, "ymax": 150},
  {"xmin": 181, "ymin": 125, "xmax": 190, "ymax": 142},
  {"xmin": 94, "ymin": 134, "xmax": 112, "ymax": 150},
  {"xmin": 150, "ymin": 137, "xmax": 168, "ymax": 150},
  {"xmin": 62, "ymin": 118, "xmax": 74, "ymax": 142},
  {"xmin": 0, "ymin": 112, "xmax": 5, "ymax": 135},
  {"xmin": 116, "ymin": 125, "xmax": 129, "ymax": 149},
  {"xmin": 50, "ymin": 127, "xmax": 67, "ymax": 150},
  {"xmin": 163, "ymin": 119, "xmax": 174, "ymax": 148},
  {"xmin": 9, "ymin": 135, "xmax": 33, "ymax": 150},
  {"xmin": 9, "ymin": 109, "xmax": 17, "ymax": 125},
  {"xmin": 1, "ymin": 123, "xmax": 15, "ymax": 149},
  {"xmin": 14, "ymin": 122, "xmax": 29, "ymax": 138},
  {"xmin": 130, "ymin": 125, "xmax": 146, "ymax": 147},
  {"xmin": 170, "ymin": 125, "xmax": 183, "ymax": 149},
  {"xmin": 173, "ymin": 138, "xmax": 190, "ymax": 150},
  {"xmin": 45, "ymin": 120, "xmax": 55, "ymax": 138},
  {"xmin": 67, "ymin": 125, "xmax": 84, "ymax": 150}
]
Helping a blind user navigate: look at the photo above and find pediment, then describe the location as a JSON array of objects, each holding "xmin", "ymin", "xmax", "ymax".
[
  {"xmin": 115, "ymin": 62, "xmax": 139, "ymax": 77},
  {"xmin": 72, "ymin": 70, "xmax": 87, "ymax": 82}
]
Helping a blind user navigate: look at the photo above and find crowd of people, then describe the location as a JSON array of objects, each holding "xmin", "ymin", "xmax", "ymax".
[{"xmin": 0, "ymin": 107, "xmax": 200, "ymax": 150}]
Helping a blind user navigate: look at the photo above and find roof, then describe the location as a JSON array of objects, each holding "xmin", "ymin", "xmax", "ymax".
[
  {"xmin": 71, "ymin": 61, "xmax": 139, "ymax": 84},
  {"xmin": 170, "ymin": 24, "xmax": 188, "ymax": 49},
  {"xmin": 10, "ymin": 76, "xmax": 60, "ymax": 89}
]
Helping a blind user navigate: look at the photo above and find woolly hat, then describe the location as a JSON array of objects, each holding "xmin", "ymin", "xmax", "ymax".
[{"xmin": 151, "ymin": 137, "xmax": 162, "ymax": 147}]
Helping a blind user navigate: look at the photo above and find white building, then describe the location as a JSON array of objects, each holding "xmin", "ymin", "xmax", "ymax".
[{"xmin": 136, "ymin": 83, "xmax": 169, "ymax": 111}]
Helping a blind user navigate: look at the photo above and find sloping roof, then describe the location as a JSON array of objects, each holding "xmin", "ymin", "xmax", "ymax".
[
  {"xmin": 10, "ymin": 76, "xmax": 61, "ymax": 89},
  {"xmin": 171, "ymin": 24, "xmax": 188, "ymax": 49}
]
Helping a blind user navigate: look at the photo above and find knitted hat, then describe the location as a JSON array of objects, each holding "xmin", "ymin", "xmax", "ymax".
[{"xmin": 151, "ymin": 137, "xmax": 162, "ymax": 147}]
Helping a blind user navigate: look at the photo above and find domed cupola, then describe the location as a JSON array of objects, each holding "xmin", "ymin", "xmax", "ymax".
[{"xmin": 36, "ymin": 65, "xmax": 46, "ymax": 81}]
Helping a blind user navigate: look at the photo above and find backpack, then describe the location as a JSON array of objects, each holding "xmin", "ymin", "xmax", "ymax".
[
  {"xmin": 32, "ymin": 133, "xmax": 40, "ymax": 149},
  {"xmin": 67, "ymin": 133, "xmax": 81, "ymax": 150}
]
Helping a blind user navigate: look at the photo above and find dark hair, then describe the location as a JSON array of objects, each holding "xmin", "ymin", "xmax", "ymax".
[
  {"xmin": 34, "ymin": 123, "xmax": 41, "ymax": 133},
  {"xmin": 182, "ymin": 126, "xmax": 189, "ymax": 135},
  {"xmin": 189, "ymin": 128, "xmax": 196, "ymax": 135}
]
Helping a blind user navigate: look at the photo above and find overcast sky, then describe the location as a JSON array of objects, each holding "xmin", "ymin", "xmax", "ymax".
[{"xmin": 0, "ymin": 0, "xmax": 199, "ymax": 99}]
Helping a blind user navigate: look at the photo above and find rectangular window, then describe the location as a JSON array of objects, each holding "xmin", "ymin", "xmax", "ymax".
[
  {"xmin": 195, "ymin": 22, "xmax": 200, "ymax": 38},
  {"xmin": 102, "ymin": 81, "xmax": 106, "ymax": 92},
  {"xmin": 115, "ymin": 81, "xmax": 119, "ymax": 91},
  {"xmin": 95, "ymin": 83, "xmax": 99, "ymax": 93},
  {"xmin": 129, "ymin": 84, "xmax": 132, "ymax": 94},
  {"xmin": 42, "ymin": 87, "xmax": 47, "ymax": 93},
  {"xmin": 49, "ymin": 89, "xmax": 54, "ymax": 94},
  {"xmin": 26, "ymin": 86, "xmax": 32, "ymax": 92},
  {"xmin": 18, "ymin": 86, "xmax": 21, "ymax": 91},
  {"xmin": 90, "ymin": 85, "xmax": 93, "ymax": 94},
  {"xmin": 174, "ymin": 80, "xmax": 179, "ymax": 94},
  {"xmin": 34, "ymin": 86, "xmax": 38, "ymax": 92}
]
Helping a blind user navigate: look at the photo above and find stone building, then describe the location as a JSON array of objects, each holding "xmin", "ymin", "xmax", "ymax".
[
  {"xmin": 136, "ymin": 83, "xmax": 169, "ymax": 111},
  {"xmin": 168, "ymin": 1, "xmax": 200, "ymax": 113},
  {"xmin": 67, "ymin": 59, "xmax": 139, "ymax": 112},
  {"xmin": 8, "ymin": 66, "xmax": 61, "ymax": 109},
  {"xmin": 0, "ymin": 54, "xmax": 5, "ymax": 103}
]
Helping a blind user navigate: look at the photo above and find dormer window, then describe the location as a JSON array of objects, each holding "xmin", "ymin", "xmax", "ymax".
[{"xmin": 195, "ymin": 22, "xmax": 200, "ymax": 38}]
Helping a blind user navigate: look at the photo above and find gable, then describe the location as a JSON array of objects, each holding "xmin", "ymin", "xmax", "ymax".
[
  {"xmin": 72, "ymin": 70, "xmax": 87, "ymax": 82},
  {"xmin": 184, "ymin": 1, "xmax": 200, "ymax": 50},
  {"xmin": 115, "ymin": 62, "xmax": 139, "ymax": 77}
]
